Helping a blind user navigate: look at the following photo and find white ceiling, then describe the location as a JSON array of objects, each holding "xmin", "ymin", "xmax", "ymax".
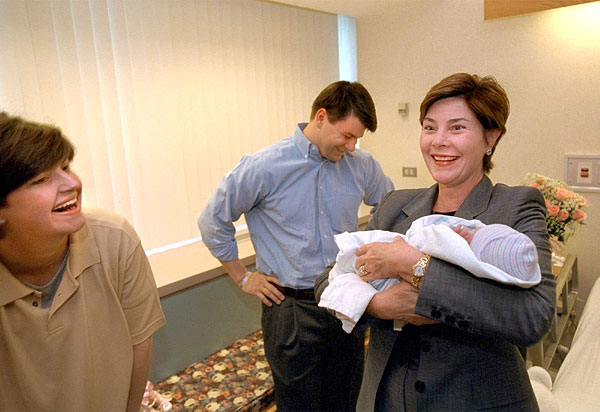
[{"xmin": 267, "ymin": 0, "xmax": 411, "ymax": 18}]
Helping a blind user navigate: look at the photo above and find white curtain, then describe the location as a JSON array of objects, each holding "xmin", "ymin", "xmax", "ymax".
[{"xmin": 0, "ymin": 0, "xmax": 339, "ymax": 250}]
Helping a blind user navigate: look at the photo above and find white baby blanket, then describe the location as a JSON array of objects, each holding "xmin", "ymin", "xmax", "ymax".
[
  {"xmin": 319, "ymin": 215, "xmax": 541, "ymax": 333},
  {"xmin": 321, "ymin": 230, "xmax": 401, "ymax": 334}
]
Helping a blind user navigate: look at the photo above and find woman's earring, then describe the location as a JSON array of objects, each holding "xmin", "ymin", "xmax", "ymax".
[
  {"xmin": 486, "ymin": 149, "xmax": 493, "ymax": 156},
  {"xmin": 0, "ymin": 218, "xmax": 5, "ymax": 224}
]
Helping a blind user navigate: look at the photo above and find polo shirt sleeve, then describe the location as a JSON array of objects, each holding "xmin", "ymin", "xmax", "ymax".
[{"xmin": 119, "ymin": 230, "xmax": 166, "ymax": 345}]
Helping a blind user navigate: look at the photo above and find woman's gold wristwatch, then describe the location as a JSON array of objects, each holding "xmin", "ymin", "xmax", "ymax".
[{"xmin": 411, "ymin": 254, "xmax": 431, "ymax": 289}]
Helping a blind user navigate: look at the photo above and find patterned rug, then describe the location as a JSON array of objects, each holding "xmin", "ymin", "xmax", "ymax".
[{"xmin": 154, "ymin": 330, "xmax": 274, "ymax": 412}]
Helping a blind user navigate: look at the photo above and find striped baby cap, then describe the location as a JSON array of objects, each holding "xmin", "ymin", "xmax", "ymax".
[{"xmin": 469, "ymin": 224, "xmax": 538, "ymax": 281}]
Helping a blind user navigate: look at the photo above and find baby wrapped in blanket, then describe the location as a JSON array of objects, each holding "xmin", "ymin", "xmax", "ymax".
[{"xmin": 318, "ymin": 214, "xmax": 541, "ymax": 333}]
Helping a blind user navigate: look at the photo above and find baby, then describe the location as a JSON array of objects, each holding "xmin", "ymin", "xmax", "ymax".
[
  {"xmin": 457, "ymin": 223, "xmax": 538, "ymax": 280},
  {"xmin": 319, "ymin": 215, "xmax": 541, "ymax": 333}
]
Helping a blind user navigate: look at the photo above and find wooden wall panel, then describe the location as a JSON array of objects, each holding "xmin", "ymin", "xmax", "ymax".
[{"xmin": 484, "ymin": 0, "xmax": 598, "ymax": 19}]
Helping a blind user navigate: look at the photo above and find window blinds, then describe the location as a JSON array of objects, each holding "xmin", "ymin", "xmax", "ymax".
[{"xmin": 0, "ymin": 0, "xmax": 339, "ymax": 249}]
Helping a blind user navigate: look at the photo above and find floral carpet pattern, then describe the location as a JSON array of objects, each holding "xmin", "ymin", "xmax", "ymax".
[{"xmin": 154, "ymin": 330, "xmax": 274, "ymax": 412}]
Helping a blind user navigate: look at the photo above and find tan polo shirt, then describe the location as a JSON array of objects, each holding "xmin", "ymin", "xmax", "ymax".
[{"xmin": 0, "ymin": 209, "xmax": 166, "ymax": 412}]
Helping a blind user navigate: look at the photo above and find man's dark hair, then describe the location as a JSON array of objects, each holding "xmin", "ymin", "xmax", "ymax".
[{"xmin": 310, "ymin": 81, "xmax": 377, "ymax": 132}]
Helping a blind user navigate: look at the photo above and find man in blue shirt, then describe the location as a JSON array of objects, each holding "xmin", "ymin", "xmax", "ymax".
[{"xmin": 198, "ymin": 81, "xmax": 394, "ymax": 411}]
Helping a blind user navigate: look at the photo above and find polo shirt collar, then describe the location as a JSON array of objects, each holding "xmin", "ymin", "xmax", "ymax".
[
  {"xmin": 66, "ymin": 220, "xmax": 101, "ymax": 279},
  {"xmin": 0, "ymin": 261, "xmax": 31, "ymax": 306},
  {"xmin": 0, "ymin": 219, "xmax": 101, "ymax": 307}
]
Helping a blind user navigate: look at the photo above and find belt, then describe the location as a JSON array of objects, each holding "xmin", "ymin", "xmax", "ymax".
[{"xmin": 276, "ymin": 285, "xmax": 315, "ymax": 300}]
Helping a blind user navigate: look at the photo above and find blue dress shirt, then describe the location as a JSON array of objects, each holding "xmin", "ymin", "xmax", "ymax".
[{"xmin": 198, "ymin": 123, "xmax": 394, "ymax": 288}]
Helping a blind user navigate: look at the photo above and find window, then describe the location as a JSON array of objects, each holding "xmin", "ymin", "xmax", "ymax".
[{"xmin": 0, "ymin": 0, "xmax": 345, "ymax": 251}]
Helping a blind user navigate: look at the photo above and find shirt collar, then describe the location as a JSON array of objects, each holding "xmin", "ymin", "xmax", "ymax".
[
  {"xmin": 0, "ymin": 218, "xmax": 101, "ymax": 307},
  {"xmin": 67, "ymin": 218, "xmax": 101, "ymax": 279},
  {"xmin": 293, "ymin": 123, "xmax": 322, "ymax": 160},
  {"xmin": 0, "ymin": 261, "xmax": 31, "ymax": 306}
]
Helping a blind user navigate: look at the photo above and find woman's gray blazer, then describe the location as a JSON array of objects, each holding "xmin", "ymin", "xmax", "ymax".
[{"xmin": 316, "ymin": 176, "xmax": 556, "ymax": 411}]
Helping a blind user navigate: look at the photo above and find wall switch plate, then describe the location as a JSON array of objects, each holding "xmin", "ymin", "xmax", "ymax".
[
  {"xmin": 565, "ymin": 154, "xmax": 600, "ymax": 192},
  {"xmin": 402, "ymin": 167, "xmax": 417, "ymax": 177},
  {"xmin": 398, "ymin": 102, "xmax": 408, "ymax": 116}
]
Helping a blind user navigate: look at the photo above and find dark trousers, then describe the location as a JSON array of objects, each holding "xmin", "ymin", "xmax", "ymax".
[{"xmin": 262, "ymin": 295, "xmax": 365, "ymax": 412}]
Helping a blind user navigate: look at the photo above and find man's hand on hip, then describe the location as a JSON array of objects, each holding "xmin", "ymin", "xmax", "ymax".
[{"xmin": 243, "ymin": 272, "xmax": 285, "ymax": 306}]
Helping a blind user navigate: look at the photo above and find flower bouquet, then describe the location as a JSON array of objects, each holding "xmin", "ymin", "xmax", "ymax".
[
  {"xmin": 141, "ymin": 381, "xmax": 172, "ymax": 412},
  {"xmin": 522, "ymin": 173, "xmax": 590, "ymax": 258}
]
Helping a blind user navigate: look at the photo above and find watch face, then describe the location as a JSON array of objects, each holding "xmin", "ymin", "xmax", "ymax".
[{"xmin": 414, "ymin": 266, "xmax": 425, "ymax": 276}]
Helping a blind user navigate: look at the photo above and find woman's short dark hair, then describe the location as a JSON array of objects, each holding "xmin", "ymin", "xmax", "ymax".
[
  {"xmin": 419, "ymin": 73, "xmax": 510, "ymax": 173},
  {"xmin": 310, "ymin": 81, "xmax": 377, "ymax": 132},
  {"xmin": 0, "ymin": 112, "xmax": 75, "ymax": 206}
]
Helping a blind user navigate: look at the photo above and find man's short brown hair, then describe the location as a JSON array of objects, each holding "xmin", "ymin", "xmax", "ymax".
[
  {"xmin": 310, "ymin": 81, "xmax": 377, "ymax": 132},
  {"xmin": 419, "ymin": 73, "xmax": 510, "ymax": 173},
  {"xmin": 0, "ymin": 112, "xmax": 74, "ymax": 206}
]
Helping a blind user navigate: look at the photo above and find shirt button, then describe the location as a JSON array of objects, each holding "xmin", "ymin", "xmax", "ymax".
[
  {"xmin": 32, "ymin": 301, "xmax": 39, "ymax": 307},
  {"xmin": 320, "ymin": 210, "xmax": 324, "ymax": 214},
  {"xmin": 414, "ymin": 380, "xmax": 426, "ymax": 393},
  {"xmin": 324, "ymin": 235, "xmax": 328, "ymax": 239}
]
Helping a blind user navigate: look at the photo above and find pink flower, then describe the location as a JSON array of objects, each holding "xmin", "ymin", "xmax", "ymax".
[
  {"xmin": 530, "ymin": 183, "xmax": 539, "ymax": 188},
  {"xmin": 547, "ymin": 204, "xmax": 560, "ymax": 216},
  {"xmin": 544, "ymin": 199, "xmax": 552, "ymax": 209},
  {"xmin": 554, "ymin": 187, "xmax": 574, "ymax": 201},
  {"xmin": 582, "ymin": 196, "xmax": 591, "ymax": 207},
  {"xmin": 558, "ymin": 209, "xmax": 570, "ymax": 221},
  {"xmin": 161, "ymin": 400, "xmax": 173, "ymax": 411},
  {"xmin": 573, "ymin": 209, "xmax": 587, "ymax": 221}
]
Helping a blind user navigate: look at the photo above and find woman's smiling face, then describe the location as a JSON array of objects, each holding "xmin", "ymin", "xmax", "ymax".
[{"xmin": 420, "ymin": 96, "xmax": 498, "ymax": 193}]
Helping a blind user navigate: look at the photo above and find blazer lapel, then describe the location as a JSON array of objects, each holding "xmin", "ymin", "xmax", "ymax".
[
  {"xmin": 388, "ymin": 176, "xmax": 493, "ymax": 234},
  {"xmin": 455, "ymin": 175, "xmax": 493, "ymax": 220},
  {"xmin": 396, "ymin": 184, "xmax": 439, "ymax": 233}
]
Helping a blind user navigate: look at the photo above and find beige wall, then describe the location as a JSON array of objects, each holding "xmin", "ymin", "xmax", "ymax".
[{"xmin": 357, "ymin": 0, "xmax": 600, "ymax": 301}]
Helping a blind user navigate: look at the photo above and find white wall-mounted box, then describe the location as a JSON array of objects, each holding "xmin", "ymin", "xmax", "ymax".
[{"xmin": 565, "ymin": 155, "xmax": 600, "ymax": 192}]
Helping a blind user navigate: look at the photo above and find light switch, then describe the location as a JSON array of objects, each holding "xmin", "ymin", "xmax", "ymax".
[
  {"xmin": 398, "ymin": 102, "xmax": 408, "ymax": 116},
  {"xmin": 402, "ymin": 167, "xmax": 417, "ymax": 177}
]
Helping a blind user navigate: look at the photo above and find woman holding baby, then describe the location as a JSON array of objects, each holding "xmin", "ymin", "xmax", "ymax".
[{"xmin": 316, "ymin": 73, "xmax": 555, "ymax": 411}]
